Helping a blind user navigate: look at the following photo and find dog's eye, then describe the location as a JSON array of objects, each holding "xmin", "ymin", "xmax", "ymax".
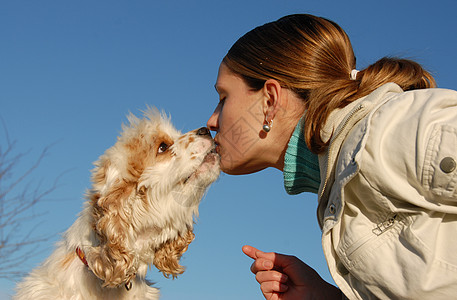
[{"xmin": 158, "ymin": 142, "xmax": 169, "ymax": 154}]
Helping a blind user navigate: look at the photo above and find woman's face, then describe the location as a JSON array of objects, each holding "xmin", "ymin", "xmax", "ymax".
[{"xmin": 207, "ymin": 63, "xmax": 268, "ymax": 175}]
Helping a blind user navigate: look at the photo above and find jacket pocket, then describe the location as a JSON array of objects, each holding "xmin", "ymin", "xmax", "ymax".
[
  {"xmin": 422, "ymin": 124, "xmax": 457, "ymax": 198},
  {"xmin": 339, "ymin": 213, "xmax": 404, "ymax": 269}
]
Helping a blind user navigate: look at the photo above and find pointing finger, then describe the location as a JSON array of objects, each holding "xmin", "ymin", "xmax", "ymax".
[{"xmin": 242, "ymin": 245, "xmax": 260, "ymax": 260}]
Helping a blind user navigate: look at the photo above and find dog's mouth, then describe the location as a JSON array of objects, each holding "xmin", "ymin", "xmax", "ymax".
[
  {"xmin": 203, "ymin": 147, "xmax": 218, "ymax": 162},
  {"xmin": 182, "ymin": 146, "xmax": 219, "ymax": 185}
]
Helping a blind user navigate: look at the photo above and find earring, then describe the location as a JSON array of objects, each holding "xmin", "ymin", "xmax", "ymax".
[{"xmin": 262, "ymin": 119, "xmax": 273, "ymax": 132}]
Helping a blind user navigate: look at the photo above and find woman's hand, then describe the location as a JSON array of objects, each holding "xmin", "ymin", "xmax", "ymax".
[{"xmin": 242, "ymin": 245, "xmax": 342, "ymax": 300}]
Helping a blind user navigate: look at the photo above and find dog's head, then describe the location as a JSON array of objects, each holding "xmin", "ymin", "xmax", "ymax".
[{"xmin": 85, "ymin": 108, "xmax": 220, "ymax": 287}]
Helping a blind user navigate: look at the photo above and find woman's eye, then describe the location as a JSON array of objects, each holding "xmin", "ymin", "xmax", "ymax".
[
  {"xmin": 158, "ymin": 142, "xmax": 169, "ymax": 154},
  {"xmin": 217, "ymin": 97, "xmax": 226, "ymax": 107}
]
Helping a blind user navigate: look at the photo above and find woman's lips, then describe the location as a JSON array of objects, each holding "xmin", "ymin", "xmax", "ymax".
[{"xmin": 214, "ymin": 136, "xmax": 221, "ymax": 153}]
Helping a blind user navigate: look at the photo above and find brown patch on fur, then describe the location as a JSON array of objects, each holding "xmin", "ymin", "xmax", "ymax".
[
  {"xmin": 88, "ymin": 175, "xmax": 138, "ymax": 287},
  {"xmin": 156, "ymin": 148, "xmax": 174, "ymax": 163},
  {"xmin": 60, "ymin": 252, "xmax": 76, "ymax": 270},
  {"xmin": 153, "ymin": 230, "xmax": 195, "ymax": 279},
  {"xmin": 136, "ymin": 184, "xmax": 150, "ymax": 208},
  {"xmin": 137, "ymin": 185, "xmax": 147, "ymax": 196},
  {"xmin": 184, "ymin": 136, "xmax": 195, "ymax": 149},
  {"xmin": 92, "ymin": 160, "xmax": 110, "ymax": 188},
  {"xmin": 124, "ymin": 136, "xmax": 154, "ymax": 180},
  {"xmin": 176, "ymin": 135, "xmax": 195, "ymax": 150},
  {"xmin": 125, "ymin": 133, "xmax": 176, "ymax": 172}
]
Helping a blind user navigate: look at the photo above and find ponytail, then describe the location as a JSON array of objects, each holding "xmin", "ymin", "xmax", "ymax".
[
  {"xmin": 306, "ymin": 57, "xmax": 436, "ymax": 153},
  {"xmin": 357, "ymin": 57, "xmax": 436, "ymax": 94}
]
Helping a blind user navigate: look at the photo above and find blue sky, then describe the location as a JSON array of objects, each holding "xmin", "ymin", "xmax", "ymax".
[{"xmin": 1, "ymin": 1, "xmax": 456, "ymax": 299}]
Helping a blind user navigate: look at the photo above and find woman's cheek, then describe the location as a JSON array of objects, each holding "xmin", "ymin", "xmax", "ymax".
[
  {"xmin": 218, "ymin": 122, "xmax": 259, "ymax": 173},
  {"xmin": 217, "ymin": 137, "xmax": 240, "ymax": 173}
]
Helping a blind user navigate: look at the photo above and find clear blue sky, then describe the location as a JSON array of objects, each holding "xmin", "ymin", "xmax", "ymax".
[{"xmin": 1, "ymin": 1, "xmax": 456, "ymax": 299}]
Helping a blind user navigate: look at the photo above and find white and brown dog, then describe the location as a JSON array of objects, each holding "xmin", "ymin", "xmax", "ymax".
[{"xmin": 14, "ymin": 108, "xmax": 220, "ymax": 299}]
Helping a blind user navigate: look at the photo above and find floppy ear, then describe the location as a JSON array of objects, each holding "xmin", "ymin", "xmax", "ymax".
[
  {"xmin": 153, "ymin": 230, "xmax": 195, "ymax": 279},
  {"xmin": 86, "ymin": 159, "xmax": 138, "ymax": 288}
]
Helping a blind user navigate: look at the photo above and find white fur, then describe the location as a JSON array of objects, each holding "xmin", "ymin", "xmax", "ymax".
[{"xmin": 14, "ymin": 109, "xmax": 220, "ymax": 299}]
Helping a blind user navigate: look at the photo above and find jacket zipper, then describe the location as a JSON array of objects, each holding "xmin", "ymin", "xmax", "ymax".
[
  {"xmin": 346, "ymin": 214, "xmax": 400, "ymax": 263},
  {"xmin": 319, "ymin": 103, "xmax": 365, "ymax": 200},
  {"xmin": 372, "ymin": 214, "xmax": 398, "ymax": 236},
  {"xmin": 345, "ymin": 214, "xmax": 399, "ymax": 263}
]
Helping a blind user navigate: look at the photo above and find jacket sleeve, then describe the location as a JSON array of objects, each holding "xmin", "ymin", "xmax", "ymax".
[{"xmin": 361, "ymin": 87, "xmax": 457, "ymax": 214}]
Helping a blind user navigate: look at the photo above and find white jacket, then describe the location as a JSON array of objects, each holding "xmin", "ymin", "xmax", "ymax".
[{"xmin": 318, "ymin": 83, "xmax": 457, "ymax": 299}]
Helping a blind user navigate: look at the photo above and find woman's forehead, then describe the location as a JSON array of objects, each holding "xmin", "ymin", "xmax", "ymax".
[{"xmin": 215, "ymin": 63, "xmax": 246, "ymax": 92}]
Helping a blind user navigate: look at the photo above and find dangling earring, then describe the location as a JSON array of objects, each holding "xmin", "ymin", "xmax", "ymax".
[{"xmin": 262, "ymin": 118, "xmax": 273, "ymax": 132}]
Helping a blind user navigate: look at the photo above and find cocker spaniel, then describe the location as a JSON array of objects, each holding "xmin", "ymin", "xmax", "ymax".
[{"xmin": 14, "ymin": 108, "xmax": 220, "ymax": 299}]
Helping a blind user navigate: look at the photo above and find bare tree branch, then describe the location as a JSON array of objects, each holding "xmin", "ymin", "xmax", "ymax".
[{"xmin": 0, "ymin": 119, "xmax": 57, "ymax": 280}]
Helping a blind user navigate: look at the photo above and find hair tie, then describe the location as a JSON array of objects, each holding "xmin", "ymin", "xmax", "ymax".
[{"xmin": 350, "ymin": 69, "xmax": 359, "ymax": 80}]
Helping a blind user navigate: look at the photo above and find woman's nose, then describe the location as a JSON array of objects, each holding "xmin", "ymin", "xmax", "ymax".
[{"xmin": 206, "ymin": 109, "xmax": 219, "ymax": 132}]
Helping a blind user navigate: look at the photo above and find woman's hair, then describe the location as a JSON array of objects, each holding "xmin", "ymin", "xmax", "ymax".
[{"xmin": 223, "ymin": 14, "xmax": 436, "ymax": 153}]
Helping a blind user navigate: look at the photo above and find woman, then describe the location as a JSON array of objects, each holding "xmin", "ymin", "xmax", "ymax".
[{"xmin": 207, "ymin": 14, "xmax": 457, "ymax": 299}]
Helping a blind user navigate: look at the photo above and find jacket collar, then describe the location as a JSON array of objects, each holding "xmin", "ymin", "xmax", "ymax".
[{"xmin": 316, "ymin": 83, "xmax": 404, "ymax": 229}]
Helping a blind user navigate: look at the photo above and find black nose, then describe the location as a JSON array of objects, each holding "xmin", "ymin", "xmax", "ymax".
[{"xmin": 196, "ymin": 127, "xmax": 211, "ymax": 136}]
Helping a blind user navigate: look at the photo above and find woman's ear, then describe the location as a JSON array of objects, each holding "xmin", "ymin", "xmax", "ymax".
[{"xmin": 262, "ymin": 79, "xmax": 283, "ymax": 121}]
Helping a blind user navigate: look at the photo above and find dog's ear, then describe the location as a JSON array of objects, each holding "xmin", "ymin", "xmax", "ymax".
[
  {"xmin": 86, "ymin": 159, "xmax": 138, "ymax": 287},
  {"xmin": 153, "ymin": 230, "xmax": 195, "ymax": 279}
]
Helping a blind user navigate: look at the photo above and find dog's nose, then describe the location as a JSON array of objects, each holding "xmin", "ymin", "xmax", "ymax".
[{"xmin": 196, "ymin": 127, "xmax": 211, "ymax": 136}]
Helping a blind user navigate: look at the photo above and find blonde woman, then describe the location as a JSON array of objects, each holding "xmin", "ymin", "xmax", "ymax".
[{"xmin": 207, "ymin": 14, "xmax": 457, "ymax": 300}]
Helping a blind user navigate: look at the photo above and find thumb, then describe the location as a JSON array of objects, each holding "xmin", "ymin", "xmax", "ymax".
[
  {"xmin": 254, "ymin": 249, "xmax": 276, "ymax": 261},
  {"xmin": 255, "ymin": 250, "xmax": 297, "ymax": 271}
]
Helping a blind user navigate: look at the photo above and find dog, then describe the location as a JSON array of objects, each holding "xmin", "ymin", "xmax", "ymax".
[{"xmin": 14, "ymin": 108, "xmax": 220, "ymax": 299}]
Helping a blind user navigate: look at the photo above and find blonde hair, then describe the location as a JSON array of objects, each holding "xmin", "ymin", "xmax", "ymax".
[{"xmin": 223, "ymin": 14, "xmax": 436, "ymax": 153}]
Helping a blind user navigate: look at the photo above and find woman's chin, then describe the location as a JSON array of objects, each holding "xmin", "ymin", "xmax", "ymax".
[{"xmin": 220, "ymin": 160, "xmax": 266, "ymax": 175}]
